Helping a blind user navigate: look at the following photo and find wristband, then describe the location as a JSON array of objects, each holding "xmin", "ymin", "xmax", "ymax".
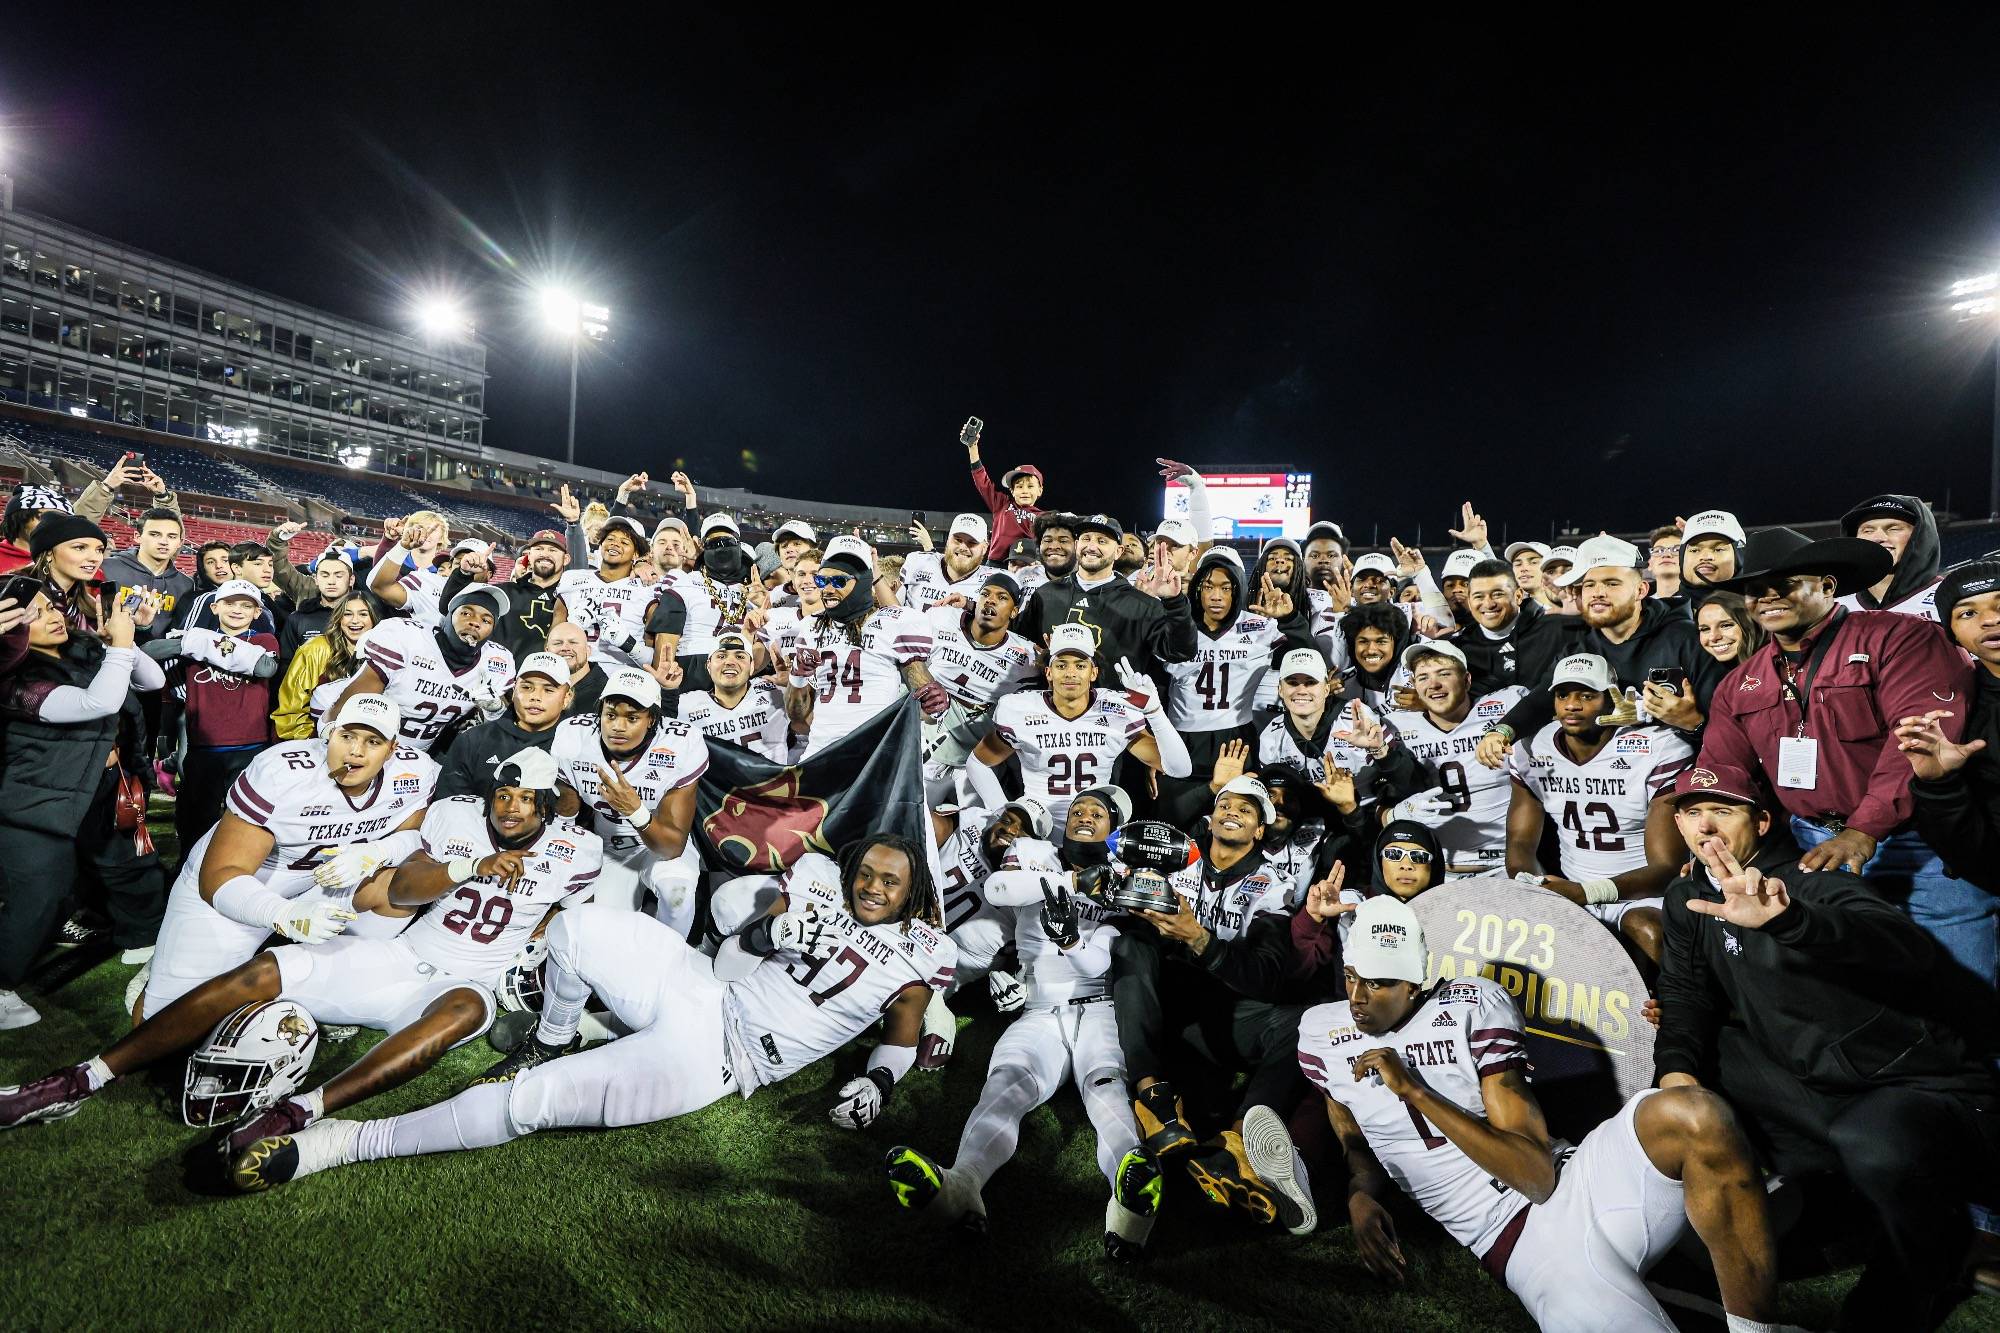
[
  {"xmin": 627, "ymin": 803, "xmax": 653, "ymax": 830},
  {"xmin": 211, "ymin": 874, "xmax": 291, "ymax": 930},
  {"xmin": 448, "ymin": 857, "xmax": 479, "ymax": 883},
  {"xmin": 1582, "ymin": 878, "xmax": 1621, "ymax": 906},
  {"xmin": 1490, "ymin": 725, "xmax": 1515, "ymax": 743}
]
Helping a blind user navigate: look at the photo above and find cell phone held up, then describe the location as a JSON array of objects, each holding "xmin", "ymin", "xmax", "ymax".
[
  {"xmin": 0, "ymin": 572, "xmax": 44, "ymax": 611},
  {"xmin": 959, "ymin": 416, "xmax": 983, "ymax": 448},
  {"xmin": 1645, "ymin": 667, "xmax": 1684, "ymax": 696}
]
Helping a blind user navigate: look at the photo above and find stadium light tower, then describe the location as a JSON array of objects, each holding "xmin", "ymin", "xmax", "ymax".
[
  {"xmin": 539, "ymin": 287, "xmax": 610, "ymax": 467},
  {"xmin": 1951, "ymin": 272, "xmax": 2000, "ymax": 520},
  {"xmin": 413, "ymin": 294, "xmax": 472, "ymax": 341}
]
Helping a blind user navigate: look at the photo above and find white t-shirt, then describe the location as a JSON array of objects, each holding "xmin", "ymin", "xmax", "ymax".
[{"xmin": 1507, "ymin": 723, "xmax": 1693, "ymax": 881}]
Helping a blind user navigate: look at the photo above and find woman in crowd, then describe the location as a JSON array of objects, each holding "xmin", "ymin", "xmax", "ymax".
[
  {"xmin": 1692, "ymin": 589, "xmax": 1765, "ymax": 668},
  {"xmin": 273, "ymin": 592, "xmax": 377, "ymax": 739},
  {"xmin": 0, "ymin": 586, "xmax": 168, "ymax": 1028}
]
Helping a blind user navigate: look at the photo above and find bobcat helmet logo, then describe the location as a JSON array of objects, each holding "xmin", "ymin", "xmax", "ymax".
[
  {"xmin": 703, "ymin": 768, "xmax": 835, "ymax": 873},
  {"xmin": 276, "ymin": 1013, "xmax": 312, "ymax": 1047}
]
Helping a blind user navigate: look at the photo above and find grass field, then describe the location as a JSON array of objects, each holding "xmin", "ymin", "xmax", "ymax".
[{"xmin": 2, "ymin": 823, "xmax": 1995, "ymax": 1331}]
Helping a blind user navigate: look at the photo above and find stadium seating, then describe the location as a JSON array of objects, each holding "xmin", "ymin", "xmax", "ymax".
[{"xmin": 0, "ymin": 420, "xmax": 268, "ymax": 501}]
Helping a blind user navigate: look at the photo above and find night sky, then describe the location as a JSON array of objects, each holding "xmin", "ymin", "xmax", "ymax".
[{"xmin": 4, "ymin": 16, "xmax": 1999, "ymax": 544}]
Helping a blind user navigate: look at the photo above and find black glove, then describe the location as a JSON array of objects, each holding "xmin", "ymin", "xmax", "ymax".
[
  {"xmin": 1039, "ymin": 876, "xmax": 1079, "ymax": 949},
  {"xmin": 1073, "ymin": 862, "xmax": 1115, "ymax": 905}
]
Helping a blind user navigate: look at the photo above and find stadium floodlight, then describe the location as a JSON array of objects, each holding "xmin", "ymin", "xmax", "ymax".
[
  {"xmin": 536, "ymin": 285, "xmax": 611, "ymax": 466},
  {"xmin": 1949, "ymin": 270, "xmax": 2000, "ymax": 520},
  {"xmin": 414, "ymin": 294, "xmax": 472, "ymax": 340},
  {"xmin": 1951, "ymin": 272, "xmax": 1999, "ymax": 298}
]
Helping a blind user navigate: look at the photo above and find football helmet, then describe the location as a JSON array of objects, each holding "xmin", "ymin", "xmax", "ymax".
[
  {"xmin": 182, "ymin": 1000, "xmax": 319, "ymax": 1127},
  {"xmin": 495, "ymin": 935, "xmax": 548, "ymax": 1014}
]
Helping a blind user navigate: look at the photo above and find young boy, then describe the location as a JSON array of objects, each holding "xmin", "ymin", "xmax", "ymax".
[
  {"xmin": 964, "ymin": 421, "xmax": 1044, "ymax": 566},
  {"xmin": 168, "ymin": 580, "xmax": 281, "ymax": 870}
]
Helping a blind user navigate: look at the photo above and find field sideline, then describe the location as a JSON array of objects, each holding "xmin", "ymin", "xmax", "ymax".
[{"xmin": 0, "ymin": 826, "xmax": 1990, "ymax": 1331}]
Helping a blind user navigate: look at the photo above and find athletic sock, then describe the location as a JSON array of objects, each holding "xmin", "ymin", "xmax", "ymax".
[
  {"xmin": 535, "ymin": 953, "xmax": 591, "ymax": 1046},
  {"xmin": 1080, "ymin": 1069, "xmax": 1140, "ymax": 1186},
  {"xmin": 352, "ymin": 1082, "xmax": 519, "ymax": 1162},
  {"xmin": 287, "ymin": 1088, "xmax": 325, "ymax": 1120},
  {"xmin": 84, "ymin": 1056, "xmax": 113, "ymax": 1091}
]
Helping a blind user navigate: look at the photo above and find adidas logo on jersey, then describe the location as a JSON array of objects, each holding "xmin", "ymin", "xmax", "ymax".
[
  {"xmin": 1432, "ymin": 1012, "xmax": 1456, "ymax": 1028},
  {"xmin": 1609, "ymin": 757, "xmax": 1631, "ymax": 770}
]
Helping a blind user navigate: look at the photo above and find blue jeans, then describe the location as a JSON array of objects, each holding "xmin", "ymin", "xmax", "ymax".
[{"xmin": 1790, "ymin": 818, "xmax": 1999, "ymax": 990}]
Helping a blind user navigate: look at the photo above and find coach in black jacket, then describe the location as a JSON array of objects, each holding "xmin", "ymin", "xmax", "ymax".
[
  {"xmin": 1657, "ymin": 764, "xmax": 1998, "ymax": 1333},
  {"xmin": 1014, "ymin": 513, "xmax": 1196, "ymax": 687},
  {"xmin": 1903, "ymin": 560, "xmax": 2000, "ymax": 897}
]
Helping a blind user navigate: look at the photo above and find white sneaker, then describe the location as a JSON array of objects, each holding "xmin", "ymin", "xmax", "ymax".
[
  {"xmin": 120, "ymin": 946, "xmax": 155, "ymax": 964},
  {"xmin": 319, "ymin": 1025, "xmax": 359, "ymax": 1041},
  {"xmin": 0, "ymin": 989, "xmax": 41, "ymax": 1030},
  {"xmin": 1243, "ymin": 1103, "xmax": 1317, "ymax": 1236},
  {"xmin": 123, "ymin": 965, "xmax": 151, "ymax": 1021},
  {"xmin": 228, "ymin": 1117, "xmax": 360, "ymax": 1192},
  {"xmin": 916, "ymin": 990, "xmax": 956, "ymax": 1070}
]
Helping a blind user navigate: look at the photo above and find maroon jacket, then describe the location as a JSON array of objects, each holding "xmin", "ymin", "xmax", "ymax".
[
  {"xmin": 1698, "ymin": 608, "xmax": 1973, "ymax": 841},
  {"xmin": 183, "ymin": 631, "xmax": 280, "ymax": 749},
  {"xmin": 969, "ymin": 462, "xmax": 1043, "ymax": 564}
]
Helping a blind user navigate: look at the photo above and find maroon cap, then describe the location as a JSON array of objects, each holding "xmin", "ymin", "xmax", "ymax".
[
  {"xmin": 1001, "ymin": 464, "xmax": 1044, "ymax": 488},
  {"xmin": 522, "ymin": 529, "xmax": 566, "ymax": 550},
  {"xmin": 1670, "ymin": 764, "xmax": 1763, "ymax": 808}
]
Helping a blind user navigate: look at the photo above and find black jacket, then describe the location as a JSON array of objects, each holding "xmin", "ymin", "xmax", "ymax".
[
  {"xmin": 1655, "ymin": 844, "xmax": 1997, "ymax": 1097},
  {"xmin": 1910, "ymin": 666, "xmax": 2000, "ymax": 897},
  {"xmin": 277, "ymin": 598, "xmax": 334, "ymax": 667},
  {"xmin": 1498, "ymin": 597, "xmax": 1718, "ymax": 742},
  {"xmin": 495, "ymin": 580, "xmax": 563, "ymax": 659},
  {"xmin": 1451, "ymin": 598, "xmax": 1572, "ymax": 697},
  {"xmin": 1180, "ymin": 841, "xmax": 1297, "ymax": 1001},
  {"xmin": 1016, "ymin": 571, "xmax": 1197, "ymax": 689},
  {"xmin": 562, "ymin": 664, "xmax": 608, "ymax": 720},
  {"xmin": 434, "ymin": 715, "xmax": 564, "ymax": 802},
  {"xmin": 0, "ymin": 639, "xmax": 132, "ymax": 834}
]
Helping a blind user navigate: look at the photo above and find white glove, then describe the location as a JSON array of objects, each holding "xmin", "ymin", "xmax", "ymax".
[
  {"xmin": 771, "ymin": 903, "xmax": 836, "ymax": 961},
  {"xmin": 829, "ymin": 1074, "xmax": 885, "ymax": 1129},
  {"xmin": 464, "ymin": 670, "xmax": 509, "ymax": 719},
  {"xmin": 312, "ymin": 844, "xmax": 393, "ymax": 891},
  {"xmin": 988, "ymin": 970, "xmax": 1025, "ymax": 1013},
  {"xmin": 273, "ymin": 900, "xmax": 356, "ymax": 945},
  {"xmin": 1389, "ymin": 787, "xmax": 1455, "ymax": 823},
  {"xmin": 1113, "ymin": 656, "xmax": 1160, "ymax": 715}
]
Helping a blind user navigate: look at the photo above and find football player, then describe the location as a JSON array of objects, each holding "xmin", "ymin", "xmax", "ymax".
[
  {"xmin": 886, "ymin": 794, "xmax": 1163, "ymax": 1260},
  {"xmin": 549, "ymin": 668, "xmax": 705, "ymax": 935},
  {"xmin": 970, "ymin": 624, "xmax": 1191, "ymax": 828},
  {"xmin": 648, "ymin": 512, "xmax": 760, "ymax": 691},
  {"xmin": 366, "ymin": 512, "xmax": 487, "ymax": 627},
  {"xmin": 902, "ymin": 514, "xmax": 992, "ymax": 614},
  {"xmin": 1382, "ymin": 642, "xmax": 1527, "ymax": 878},
  {"xmin": 1299, "ymin": 894, "xmax": 1790, "ymax": 1333},
  {"xmin": 920, "ymin": 572, "xmax": 1040, "ymax": 802},
  {"xmin": 552, "ymin": 511, "xmax": 656, "ymax": 668},
  {"xmin": 331, "ymin": 584, "xmax": 518, "ymax": 752},
  {"xmin": 234, "ymin": 835, "xmax": 952, "ymax": 1190},
  {"xmin": 675, "ymin": 631, "xmax": 792, "ymax": 761},
  {"xmin": 1257, "ymin": 648, "xmax": 1412, "ymax": 808},
  {"xmin": 1504, "ymin": 653, "xmax": 1694, "ymax": 963},
  {"xmin": 134, "ymin": 694, "xmax": 438, "ymax": 1018}
]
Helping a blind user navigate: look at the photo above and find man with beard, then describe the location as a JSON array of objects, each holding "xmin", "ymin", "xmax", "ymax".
[
  {"xmin": 1477, "ymin": 536, "xmax": 1720, "ymax": 772},
  {"xmin": 548, "ymin": 623, "xmax": 606, "ymax": 719},
  {"xmin": 1302, "ymin": 520, "xmax": 1348, "ymax": 592},
  {"xmin": 674, "ymin": 631, "xmax": 792, "ymax": 762},
  {"xmin": 1110, "ymin": 778, "xmax": 1318, "ymax": 1234},
  {"xmin": 921, "ymin": 573, "xmax": 1040, "ymax": 803},
  {"xmin": 1385, "ymin": 641, "xmax": 1528, "ymax": 879},
  {"xmin": 433, "ymin": 652, "xmax": 573, "ymax": 800},
  {"xmin": 648, "ymin": 513, "xmax": 758, "ymax": 693},
  {"xmin": 1034, "ymin": 512, "xmax": 1078, "ymax": 585},
  {"xmin": 1840, "ymin": 493, "xmax": 1945, "ymax": 621},
  {"xmin": 496, "ymin": 529, "xmax": 569, "ymax": 657},
  {"xmin": 1015, "ymin": 513, "xmax": 1197, "ymax": 690},
  {"xmin": 887, "ymin": 787, "xmax": 1165, "ymax": 1261},
  {"xmin": 902, "ymin": 514, "xmax": 993, "ymax": 614},
  {"xmin": 1116, "ymin": 531, "xmax": 1149, "ymax": 579},
  {"xmin": 553, "ymin": 512, "xmax": 656, "ymax": 670},
  {"xmin": 1449, "ymin": 559, "xmax": 1567, "ymax": 693},
  {"xmin": 333, "ymin": 585, "xmax": 519, "ymax": 754}
]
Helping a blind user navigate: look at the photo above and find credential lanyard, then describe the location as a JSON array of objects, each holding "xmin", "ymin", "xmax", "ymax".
[{"xmin": 1778, "ymin": 608, "xmax": 1846, "ymax": 734}]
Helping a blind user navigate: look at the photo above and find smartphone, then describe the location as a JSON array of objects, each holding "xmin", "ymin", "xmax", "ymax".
[
  {"xmin": 119, "ymin": 590, "xmax": 145, "ymax": 614},
  {"xmin": 125, "ymin": 451, "xmax": 144, "ymax": 466},
  {"xmin": 1646, "ymin": 667, "xmax": 1684, "ymax": 695},
  {"xmin": 0, "ymin": 572, "xmax": 44, "ymax": 608},
  {"xmin": 959, "ymin": 416, "xmax": 983, "ymax": 447},
  {"xmin": 911, "ymin": 511, "xmax": 926, "ymax": 525}
]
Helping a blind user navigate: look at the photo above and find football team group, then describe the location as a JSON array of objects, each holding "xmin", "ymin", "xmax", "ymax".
[{"xmin": 0, "ymin": 423, "xmax": 1995, "ymax": 1333}]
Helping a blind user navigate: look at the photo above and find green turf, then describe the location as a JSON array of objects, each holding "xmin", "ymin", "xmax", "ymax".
[{"xmin": 2, "ymin": 829, "xmax": 1994, "ymax": 1330}]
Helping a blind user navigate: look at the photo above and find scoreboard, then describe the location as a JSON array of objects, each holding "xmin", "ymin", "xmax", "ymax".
[{"xmin": 1163, "ymin": 470, "xmax": 1312, "ymax": 540}]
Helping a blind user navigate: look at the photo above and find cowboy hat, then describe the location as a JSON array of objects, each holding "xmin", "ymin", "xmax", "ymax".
[{"xmin": 1713, "ymin": 527, "xmax": 1891, "ymax": 598}]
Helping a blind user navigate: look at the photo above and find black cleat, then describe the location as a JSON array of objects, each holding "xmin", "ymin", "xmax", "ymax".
[
  {"xmin": 1184, "ymin": 1129, "xmax": 1280, "ymax": 1225},
  {"xmin": 472, "ymin": 1033, "xmax": 578, "ymax": 1086}
]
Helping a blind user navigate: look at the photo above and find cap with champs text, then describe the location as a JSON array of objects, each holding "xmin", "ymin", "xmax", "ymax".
[
  {"xmin": 450, "ymin": 538, "xmax": 491, "ymax": 558},
  {"xmin": 772, "ymin": 519, "xmax": 816, "ymax": 546},
  {"xmin": 1402, "ymin": 639, "xmax": 1468, "ymax": 672},
  {"xmin": 1550, "ymin": 652, "xmax": 1615, "ymax": 693},
  {"xmin": 1542, "ymin": 545, "xmax": 1579, "ymax": 570},
  {"xmin": 330, "ymin": 692, "xmax": 400, "ymax": 738},
  {"xmin": 1551, "ymin": 534, "xmax": 1642, "ymax": 587},
  {"xmin": 1279, "ymin": 646, "xmax": 1328, "ymax": 681},
  {"xmin": 211, "ymin": 578, "xmax": 264, "ymax": 604},
  {"xmin": 948, "ymin": 513, "xmax": 990, "ymax": 545},
  {"xmin": 700, "ymin": 512, "xmax": 742, "ymax": 539},
  {"xmin": 1682, "ymin": 511, "xmax": 1746, "ymax": 546},
  {"xmin": 515, "ymin": 651, "xmax": 568, "ymax": 684},
  {"xmin": 1503, "ymin": 541, "xmax": 1551, "ymax": 562},
  {"xmin": 602, "ymin": 667, "xmax": 662, "ymax": 710},
  {"xmin": 998, "ymin": 796, "xmax": 1054, "ymax": 841},
  {"xmin": 1441, "ymin": 549, "xmax": 1483, "ymax": 580},
  {"xmin": 1352, "ymin": 553, "xmax": 1398, "ymax": 578},
  {"xmin": 1153, "ymin": 517, "xmax": 1197, "ymax": 548},
  {"xmin": 1346, "ymin": 895, "xmax": 1429, "ymax": 985},
  {"xmin": 1047, "ymin": 623, "xmax": 1098, "ymax": 659}
]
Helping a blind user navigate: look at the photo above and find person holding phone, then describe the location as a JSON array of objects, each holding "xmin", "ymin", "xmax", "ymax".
[
  {"xmin": 72, "ymin": 453, "xmax": 180, "ymax": 529},
  {"xmin": 963, "ymin": 418, "xmax": 1046, "ymax": 565}
]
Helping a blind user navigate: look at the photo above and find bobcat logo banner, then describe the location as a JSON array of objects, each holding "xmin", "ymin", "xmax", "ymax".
[{"xmin": 695, "ymin": 698, "xmax": 928, "ymax": 873}]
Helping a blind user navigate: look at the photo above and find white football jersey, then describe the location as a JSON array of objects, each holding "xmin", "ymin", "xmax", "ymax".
[
  {"xmin": 550, "ymin": 714, "xmax": 709, "ymax": 857},
  {"xmin": 677, "ymin": 683, "xmax": 789, "ymax": 762},
  {"xmin": 1298, "ymin": 977, "xmax": 1537, "ymax": 1258},
  {"xmin": 394, "ymin": 565, "xmax": 448, "ymax": 628},
  {"xmin": 655, "ymin": 572, "xmax": 755, "ymax": 657},
  {"xmin": 923, "ymin": 606, "xmax": 1040, "ymax": 712},
  {"xmin": 1163, "ymin": 612, "xmax": 1288, "ymax": 731},
  {"xmin": 1838, "ymin": 578, "xmax": 1940, "ymax": 622},
  {"xmin": 936, "ymin": 809, "xmax": 1010, "ymax": 934},
  {"xmin": 1013, "ymin": 563, "xmax": 1049, "ymax": 596},
  {"xmin": 899, "ymin": 551, "xmax": 988, "ymax": 615},
  {"xmin": 990, "ymin": 687, "xmax": 1150, "ymax": 826},
  {"xmin": 723, "ymin": 852, "xmax": 957, "ymax": 1091},
  {"xmin": 1007, "ymin": 870, "xmax": 1121, "ymax": 1007},
  {"xmin": 1508, "ymin": 723, "xmax": 1693, "ymax": 880},
  {"xmin": 401, "ymin": 796, "xmax": 604, "ymax": 984},
  {"xmin": 221, "ymin": 739, "xmax": 440, "ymax": 891},
  {"xmin": 556, "ymin": 570, "xmax": 658, "ymax": 667},
  {"xmin": 358, "ymin": 617, "xmax": 517, "ymax": 752},
  {"xmin": 1167, "ymin": 852, "xmax": 1289, "ymax": 943},
  {"xmin": 781, "ymin": 606, "xmax": 932, "ymax": 752},
  {"xmin": 1386, "ymin": 686, "xmax": 1528, "ymax": 874},
  {"xmin": 1257, "ymin": 705, "xmax": 1397, "ymax": 785}
]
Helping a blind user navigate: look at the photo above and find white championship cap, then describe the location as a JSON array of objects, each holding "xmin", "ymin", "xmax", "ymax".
[
  {"xmin": 1346, "ymin": 895, "xmax": 1429, "ymax": 985},
  {"xmin": 602, "ymin": 667, "xmax": 663, "ymax": 710},
  {"xmin": 773, "ymin": 519, "xmax": 817, "ymax": 546},
  {"xmin": 1402, "ymin": 639, "xmax": 1468, "ymax": 672},
  {"xmin": 1047, "ymin": 623, "xmax": 1097, "ymax": 659},
  {"xmin": 822, "ymin": 534, "xmax": 875, "ymax": 572},
  {"xmin": 1278, "ymin": 646, "xmax": 1328, "ymax": 681},
  {"xmin": 1352, "ymin": 552, "xmax": 1398, "ymax": 578},
  {"xmin": 1682, "ymin": 510, "xmax": 1746, "ymax": 545},
  {"xmin": 1216, "ymin": 775, "xmax": 1276, "ymax": 824},
  {"xmin": 1550, "ymin": 652, "xmax": 1615, "ymax": 693},
  {"xmin": 1503, "ymin": 540, "xmax": 1551, "ymax": 562},
  {"xmin": 1441, "ymin": 549, "xmax": 1483, "ymax": 580},
  {"xmin": 450, "ymin": 538, "xmax": 491, "ymax": 558},
  {"xmin": 515, "ymin": 651, "xmax": 568, "ymax": 683},
  {"xmin": 700, "ymin": 512, "xmax": 742, "ymax": 539},
  {"xmin": 1153, "ymin": 517, "xmax": 1197, "ymax": 548},
  {"xmin": 948, "ymin": 513, "xmax": 990, "ymax": 545},
  {"xmin": 998, "ymin": 795, "xmax": 1054, "ymax": 841},
  {"xmin": 330, "ymin": 692, "xmax": 400, "ymax": 738},
  {"xmin": 1542, "ymin": 544, "xmax": 1579, "ymax": 570},
  {"xmin": 212, "ymin": 578, "xmax": 264, "ymax": 604},
  {"xmin": 1551, "ymin": 534, "xmax": 1641, "ymax": 587}
]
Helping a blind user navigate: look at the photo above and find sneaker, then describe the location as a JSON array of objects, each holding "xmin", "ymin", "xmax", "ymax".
[
  {"xmin": 0, "ymin": 1064, "xmax": 92, "ymax": 1127},
  {"xmin": 122, "ymin": 966, "xmax": 150, "ymax": 1021},
  {"xmin": 229, "ymin": 1118, "xmax": 359, "ymax": 1193},
  {"xmin": 1133, "ymin": 1081, "xmax": 1198, "ymax": 1159},
  {"xmin": 884, "ymin": 1144, "xmax": 987, "ymax": 1232},
  {"xmin": 915, "ymin": 990, "xmax": 956, "ymax": 1070},
  {"xmin": 319, "ymin": 1025, "xmax": 359, "ymax": 1042},
  {"xmin": 487, "ymin": 1009, "xmax": 538, "ymax": 1054},
  {"xmin": 220, "ymin": 1098, "xmax": 313, "ymax": 1162},
  {"xmin": 1105, "ymin": 1149, "xmax": 1163, "ymax": 1261},
  {"xmin": 0, "ymin": 988, "xmax": 42, "ymax": 1030},
  {"xmin": 1242, "ymin": 1104, "xmax": 1317, "ymax": 1235},
  {"xmin": 153, "ymin": 760, "xmax": 177, "ymax": 798},
  {"xmin": 55, "ymin": 912, "xmax": 110, "ymax": 949},
  {"xmin": 472, "ymin": 1032, "xmax": 577, "ymax": 1085},
  {"xmin": 1184, "ymin": 1129, "xmax": 1280, "ymax": 1225}
]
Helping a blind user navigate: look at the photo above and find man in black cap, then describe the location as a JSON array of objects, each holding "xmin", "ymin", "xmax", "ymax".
[
  {"xmin": 1657, "ymin": 763, "xmax": 1999, "ymax": 1332},
  {"xmin": 1896, "ymin": 559, "xmax": 2000, "ymax": 898},
  {"xmin": 1698, "ymin": 527, "xmax": 1988, "ymax": 985},
  {"xmin": 1015, "ymin": 512, "xmax": 1196, "ymax": 687},
  {"xmin": 496, "ymin": 528, "xmax": 570, "ymax": 657},
  {"xmin": 1840, "ymin": 493, "xmax": 1944, "ymax": 621}
]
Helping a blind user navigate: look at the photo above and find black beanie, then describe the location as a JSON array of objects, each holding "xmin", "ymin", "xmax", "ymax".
[
  {"xmin": 1936, "ymin": 559, "xmax": 2000, "ymax": 625},
  {"xmin": 27, "ymin": 513, "xmax": 108, "ymax": 560}
]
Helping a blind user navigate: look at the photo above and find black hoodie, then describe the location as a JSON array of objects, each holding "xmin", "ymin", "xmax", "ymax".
[
  {"xmin": 1370, "ymin": 818, "xmax": 1446, "ymax": 897},
  {"xmin": 1841, "ymin": 492, "xmax": 1942, "ymax": 613},
  {"xmin": 1497, "ymin": 597, "xmax": 1719, "ymax": 743}
]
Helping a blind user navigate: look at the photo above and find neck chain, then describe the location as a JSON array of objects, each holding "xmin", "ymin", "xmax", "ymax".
[{"xmin": 703, "ymin": 570, "xmax": 748, "ymax": 627}]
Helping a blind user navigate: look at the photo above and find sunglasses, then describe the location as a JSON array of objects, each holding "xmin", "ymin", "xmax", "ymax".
[
  {"xmin": 813, "ymin": 573, "xmax": 855, "ymax": 590},
  {"xmin": 1380, "ymin": 846, "xmax": 1433, "ymax": 865}
]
